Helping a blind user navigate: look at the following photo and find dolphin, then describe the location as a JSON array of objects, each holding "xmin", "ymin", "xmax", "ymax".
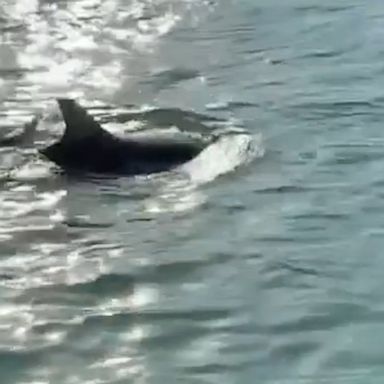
[{"xmin": 39, "ymin": 99, "xmax": 213, "ymax": 175}]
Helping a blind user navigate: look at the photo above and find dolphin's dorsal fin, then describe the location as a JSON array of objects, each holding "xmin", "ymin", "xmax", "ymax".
[{"xmin": 57, "ymin": 99, "xmax": 105, "ymax": 143}]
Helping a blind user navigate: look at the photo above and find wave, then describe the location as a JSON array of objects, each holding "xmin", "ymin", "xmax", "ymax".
[
  {"xmin": 0, "ymin": 100, "xmax": 264, "ymax": 218},
  {"xmin": 139, "ymin": 127, "xmax": 263, "ymax": 214},
  {"xmin": 0, "ymin": 0, "xmax": 216, "ymax": 101}
]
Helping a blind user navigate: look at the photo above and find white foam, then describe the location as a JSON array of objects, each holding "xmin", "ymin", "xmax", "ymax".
[
  {"xmin": 181, "ymin": 132, "xmax": 265, "ymax": 184},
  {"xmin": 142, "ymin": 131, "xmax": 264, "ymax": 214}
]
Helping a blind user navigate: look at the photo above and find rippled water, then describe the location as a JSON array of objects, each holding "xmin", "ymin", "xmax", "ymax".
[{"xmin": 1, "ymin": 0, "xmax": 384, "ymax": 383}]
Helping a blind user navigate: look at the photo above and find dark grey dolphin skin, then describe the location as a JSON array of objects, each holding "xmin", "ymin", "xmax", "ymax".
[{"xmin": 39, "ymin": 99, "xmax": 211, "ymax": 175}]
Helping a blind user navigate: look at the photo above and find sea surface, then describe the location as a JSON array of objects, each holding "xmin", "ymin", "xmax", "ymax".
[{"xmin": 1, "ymin": 0, "xmax": 384, "ymax": 383}]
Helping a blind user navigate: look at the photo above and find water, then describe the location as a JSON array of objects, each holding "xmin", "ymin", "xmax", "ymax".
[{"xmin": 1, "ymin": 0, "xmax": 384, "ymax": 382}]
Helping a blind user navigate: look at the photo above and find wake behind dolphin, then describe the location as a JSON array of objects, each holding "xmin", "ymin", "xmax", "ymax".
[
  {"xmin": 0, "ymin": 99, "xmax": 263, "ymax": 186},
  {"xmin": 39, "ymin": 99, "xmax": 215, "ymax": 176}
]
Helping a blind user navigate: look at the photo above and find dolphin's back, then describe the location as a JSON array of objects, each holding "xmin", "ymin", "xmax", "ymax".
[{"xmin": 39, "ymin": 99, "xmax": 208, "ymax": 175}]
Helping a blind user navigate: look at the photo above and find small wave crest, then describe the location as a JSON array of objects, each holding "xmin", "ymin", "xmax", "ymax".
[
  {"xmin": 142, "ymin": 129, "xmax": 264, "ymax": 214},
  {"xmin": 181, "ymin": 130, "xmax": 264, "ymax": 184}
]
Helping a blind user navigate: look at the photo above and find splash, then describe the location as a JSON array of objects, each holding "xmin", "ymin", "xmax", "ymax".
[
  {"xmin": 181, "ymin": 131, "xmax": 264, "ymax": 184},
  {"xmin": 142, "ymin": 130, "xmax": 264, "ymax": 214}
]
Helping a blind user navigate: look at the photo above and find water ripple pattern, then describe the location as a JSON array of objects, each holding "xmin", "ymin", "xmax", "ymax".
[{"xmin": 2, "ymin": 0, "xmax": 384, "ymax": 383}]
